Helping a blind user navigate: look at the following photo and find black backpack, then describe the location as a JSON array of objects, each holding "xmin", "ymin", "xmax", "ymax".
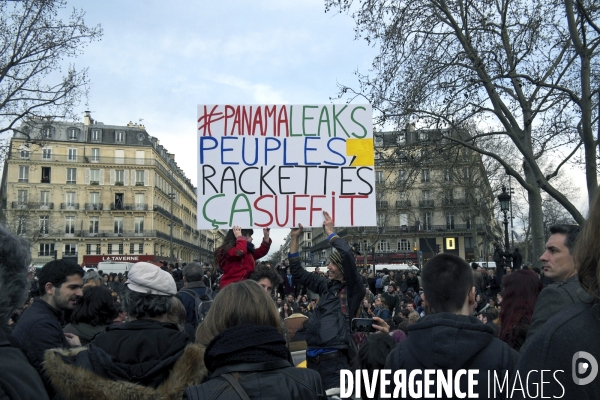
[
  {"xmin": 179, "ymin": 287, "xmax": 213, "ymax": 327},
  {"xmin": 172, "ymin": 268, "xmax": 183, "ymax": 282}
]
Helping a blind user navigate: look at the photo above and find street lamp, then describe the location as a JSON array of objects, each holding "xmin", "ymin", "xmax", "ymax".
[{"xmin": 497, "ymin": 186, "xmax": 511, "ymax": 253}]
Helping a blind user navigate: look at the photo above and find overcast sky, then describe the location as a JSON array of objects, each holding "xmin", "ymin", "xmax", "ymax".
[{"xmin": 52, "ymin": 0, "xmax": 377, "ymax": 256}]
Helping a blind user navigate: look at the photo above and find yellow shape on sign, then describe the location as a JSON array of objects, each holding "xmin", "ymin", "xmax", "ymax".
[
  {"xmin": 346, "ymin": 138, "xmax": 374, "ymax": 166},
  {"xmin": 446, "ymin": 238, "xmax": 456, "ymax": 250}
]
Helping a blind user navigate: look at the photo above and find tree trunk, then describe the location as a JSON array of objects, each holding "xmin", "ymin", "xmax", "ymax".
[{"xmin": 524, "ymin": 162, "xmax": 545, "ymax": 267}]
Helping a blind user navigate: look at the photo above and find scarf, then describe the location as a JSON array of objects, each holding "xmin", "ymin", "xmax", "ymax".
[{"xmin": 204, "ymin": 324, "xmax": 291, "ymax": 372}]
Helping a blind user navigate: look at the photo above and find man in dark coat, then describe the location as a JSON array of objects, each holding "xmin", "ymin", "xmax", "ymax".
[
  {"xmin": 282, "ymin": 267, "xmax": 297, "ymax": 297},
  {"xmin": 12, "ymin": 259, "xmax": 83, "ymax": 396},
  {"xmin": 406, "ymin": 271, "xmax": 420, "ymax": 293},
  {"xmin": 512, "ymin": 248, "xmax": 523, "ymax": 270},
  {"xmin": 382, "ymin": 283, "xmax": 399, "ymax": 316},
  {"xmin": 0, "ymin": 224, "xmax": 49, "ymax": 400},
  {"xmin": 288, "ymin": 212, "xmax": 365, "ymax": 395},
  {"xmin": 384, "ymin": 254, "xmax": 519, "ymax": 398},
  {"xmin": 520, "ymin": 224, "xmax": 589, "ymax": 353},
  {"xmin": 177, "ymin": 261, "xmax": 213, "ymax": 328}
]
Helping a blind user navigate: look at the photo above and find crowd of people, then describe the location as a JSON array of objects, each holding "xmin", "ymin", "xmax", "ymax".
[{"xmin": 1, "ymin": 200, "xmax": 600, "ymax": 399}]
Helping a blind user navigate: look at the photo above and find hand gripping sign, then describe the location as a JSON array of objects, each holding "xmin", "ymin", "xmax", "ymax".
[{"xmin": 197, "ymin": 104, "xmax": 377, "ymax": 229}]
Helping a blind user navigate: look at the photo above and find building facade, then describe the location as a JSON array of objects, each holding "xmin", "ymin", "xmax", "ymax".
[
  {"xmin": 0, "ymin": 112, "xmax": 214, "ymax": 267},
  {"xmin": 310, "ymin": 127, "xmax": 501, "ymax": 268}
]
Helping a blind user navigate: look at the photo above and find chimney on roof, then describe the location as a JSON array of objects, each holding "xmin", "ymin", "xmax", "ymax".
[
  {"xmin": 84, "ymin": 111, "xmax": 93, "ymax": 126},
  {"xmin": 168, "ymin": 153, "xmax": 175, "ymax": 161}
]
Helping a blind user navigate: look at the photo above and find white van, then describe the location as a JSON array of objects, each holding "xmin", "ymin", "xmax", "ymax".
[
  {"xmin": 478, "ymin": 261, "xmax": 497, "ymax": 270},
  {"xmin": 97, "ymin": 261, "xmax": 135, "ymax": 275}
]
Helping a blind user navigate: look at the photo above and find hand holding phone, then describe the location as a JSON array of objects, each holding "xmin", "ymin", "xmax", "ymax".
[{"xmin": 351, "ymin": 318, "xmax": 377, "ymax": 333}]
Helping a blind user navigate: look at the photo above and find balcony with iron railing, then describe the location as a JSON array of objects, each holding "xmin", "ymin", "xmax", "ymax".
[
  {"xmin": 11, "ymin": 201, "xmax": 54, "ymax": 210},
  {"xmin": 38, "ymin": 251, "xmax": 55, "ymax": 256},
  {"xmin": 82, "ymin": 230, "xmax": 156, "ymax": 238},
  {"xmin": 14, "ymin": 153, "xmax": 155, "ymax": 166},
  {"xmin": 109, "ymin": 203, "xmax": 148, "ymax": 211},
  {"xmin": 345, "ymin": 224, "xmax": 490, "ymax": 235},
  {"xmin": 376, "ymin": 201, "xmax": 389, "ymax": 209},
  {"xmin": 153, "ymin": 205, "xmax": 184, "ymax": 225},
  {"xmin": 395, "ymin": 200, "xmax": 412, "ymax": 208},
  {"xmin": 156, "ymin": 230, "xmax": 200, "ymax": 249},
  {"xmin": 442, "ymin": 198, "xmax": 468, "ymax": 207},
  {"xmin": 60, "ymin": 203, "xmax": 80, "ymax": 210},
  {"xmin": 84, "ymin": 203, "xmax": 104, "ymax": 210},
  {"xmin": 419, "ymin": 200, "xmax": 435, "ymax": 208}
]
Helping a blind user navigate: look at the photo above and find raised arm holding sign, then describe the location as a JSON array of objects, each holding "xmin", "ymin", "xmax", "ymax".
[{"xmin": 288, "ymin": 211, "xmax": 365, "ymax": 394}]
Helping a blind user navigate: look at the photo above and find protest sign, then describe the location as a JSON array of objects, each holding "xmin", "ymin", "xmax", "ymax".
[{"xmin": 197, "ymin": 104, "xmax": 377, "ymax": 229}]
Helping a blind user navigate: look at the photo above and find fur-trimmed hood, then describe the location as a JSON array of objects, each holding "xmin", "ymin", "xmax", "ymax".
[{"xmin": 44, "ymin": 343, "xmax": 207, "ymax": 400}]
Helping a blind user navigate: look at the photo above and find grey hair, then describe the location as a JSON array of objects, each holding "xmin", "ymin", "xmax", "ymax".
[
  {"xmin": 82, "ymin": 270, "xmax": 103, "ymax": 286},
  {"xmin": 183, "ymin": 261, "xmax": 204, "ymax": 283},
  {"xmin": 120, "ymin": 286, "xmax": 172, "ymax": 319},
  {"xmin": 0, "ymin": 224, "xmax": 31, "ymax": 325}
]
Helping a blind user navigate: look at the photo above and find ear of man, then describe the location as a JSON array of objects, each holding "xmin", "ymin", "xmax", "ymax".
[{"xmin": 44, "ymin": 282, "xmax": 55, "ymax": 296}]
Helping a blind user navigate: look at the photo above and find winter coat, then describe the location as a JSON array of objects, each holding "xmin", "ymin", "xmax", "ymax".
[
  {"xmin": 407, "ymin": 276, "xmax": 420, "ymax": 292},
  {"xmin": 218, "ymin": 237, "xmax": 271, "ymax": 289},
  {"xmin": 176, "ymin": 281, "xmax": 212, "ymax": 327},
  {"xmin": 184, "ymin": 324, "xmax": 325, "ymax": 400},
  {"xmin": 488, "ymin": 275, "xmax": 501, "ymax": 297},
  {"xmin": 12, "ymin": 298, "xmax": 70, "ymax": 396},
  {"xmin": 184, "ymin": 359, "xmax": 326, "ymax": 400},
  {"xmin": 63, "ymin": 322, "xmax": 109, "ymax": 346},
  {"xmin": 514, "ymin": 300, "xmax": 600, "ymax": 399},
  {"xmin": 512, "ymin": 250, "xmax": 523, "ymax": 270},
  {"xmin": 384, "ymin": 312, "xmax": 520, "ymax": 399},
  {"xmin": 0, "ymin": 325, "xmax": 49, "ymax": 400},
  {"xmin": 288, "ymin": 236, "xmax": 365, "ymax": 350},
  {"xmin": 374, "ymin": 307, "xmax": 390, "ymax": 320},
  {"xmin": 44, "ymin": 319, "xmax": 204, "ymax": 400},
  {"xmin": 382, "ymin": 292, "xmax": 398, "ymax": 315},
  {"xmin": 521, "ymin": 274, "xmax": 590, "ymax": 353},
  {"xmin": 282, "ymin": 273, "xmax": 296, "ymax": 296}
]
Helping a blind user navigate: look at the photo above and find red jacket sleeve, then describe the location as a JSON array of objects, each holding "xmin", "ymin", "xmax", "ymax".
[
  {"xmin": 252, "ymin": 238, "xmax": 272, "ymax": 260},
  {"xmin": 220, "ymin": 237, "xmax": 248, "ymax": 270}
]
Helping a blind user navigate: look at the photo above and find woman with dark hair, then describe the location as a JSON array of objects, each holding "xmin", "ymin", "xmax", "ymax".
[
  {"xmin": 63, "ymin": 286, "xmax": 117, "ymax": 346},
  {"xmin": 373, "ymin": 296, "xmax": 391, "ymax": 321},
  {"xmin": 352, "ymin": 332, "xmax": 397, "ymax": 400},
  {"xmin": 399, "ymin": 273, "xmax": 408, "ymax": 293},
  {"xmin": 184, "ymin": 280, "xmax": 326, "ymax": 399},
  {"xmin": 214, "ymin": 225, "xmax": 272, "ymax": 289},
  {"xmin": 498, "ymin": 269, "xmax": 543, "ymax": 350},
  {"xmin": 102, "ymin": 273, "xmax": 110, "ymax": 287},
  {"xmin": 279, "ymin": 301, "xmax": 293, "ymax": 319},
  {"xmin": 109, "ymin": 274, "xmax": 123, "ymax": 294},
  {"xmin": 475, "ymin": 292, "xmax": 489, "ymax": 313}
]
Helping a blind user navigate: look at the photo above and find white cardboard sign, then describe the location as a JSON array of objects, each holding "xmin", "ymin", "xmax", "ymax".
[{"xmin": 197, "ymin": 104, "xmax": 377, "ymax": 229}]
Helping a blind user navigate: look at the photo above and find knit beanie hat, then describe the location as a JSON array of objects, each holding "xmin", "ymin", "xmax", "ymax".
[{"xmin": 329, "ymin": 250, "xmax": 343, "ymax": 270}]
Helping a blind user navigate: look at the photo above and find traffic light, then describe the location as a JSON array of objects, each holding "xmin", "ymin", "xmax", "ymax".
[{"xmin": 436, "ymin": 244, "xmax": 441, "ymax": 253}]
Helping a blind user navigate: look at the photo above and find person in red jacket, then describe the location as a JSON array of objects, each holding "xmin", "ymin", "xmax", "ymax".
[{"xmin": 215, "ymin": 226, "xmax": 271, "ymax": 289}]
